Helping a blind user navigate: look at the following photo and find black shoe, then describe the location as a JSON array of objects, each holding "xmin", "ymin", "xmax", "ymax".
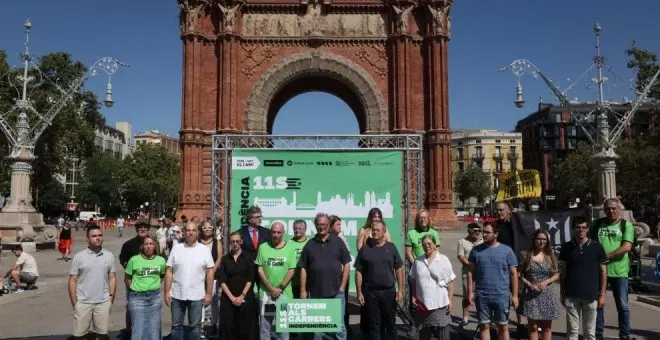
[{"xmin": 517, "ymin": 325, "xmax": 528, "ymax": 339}]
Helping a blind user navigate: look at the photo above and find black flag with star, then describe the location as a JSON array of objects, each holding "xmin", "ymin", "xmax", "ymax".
[{"xmin": 511, "ymin": 209, "xmax": 588, "ymax": 255}]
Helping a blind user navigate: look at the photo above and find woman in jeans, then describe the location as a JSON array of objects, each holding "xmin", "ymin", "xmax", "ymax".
[
  {"xmin": 125, "ymin": 234, "xmax": 167, "ymax": 340},
  {"xmin": 410, "ymin": 235, "xmax": 455, "ymax": 340}
]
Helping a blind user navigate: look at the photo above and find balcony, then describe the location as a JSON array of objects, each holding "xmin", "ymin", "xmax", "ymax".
[
  {"xmin": 507, "ymin": 151, "xmax": 518, "ymax": 162},
  {"xmin": 471, "ymin": 153, "xmax": 485, "ymax": 164},
  {"xmin": 493, "ymin": 153, "xmax": 504, "ymax": 161}
]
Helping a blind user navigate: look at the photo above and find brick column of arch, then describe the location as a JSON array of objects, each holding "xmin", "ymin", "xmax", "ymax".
[{"xmin": 244, "ymin": 51, "xmax": 388, "ymax": 134}]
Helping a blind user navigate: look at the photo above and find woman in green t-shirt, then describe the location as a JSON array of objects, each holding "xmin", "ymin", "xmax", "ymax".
[{"xmin": 125, "ymin": 234, "xmax": 167, "ymax": 340}]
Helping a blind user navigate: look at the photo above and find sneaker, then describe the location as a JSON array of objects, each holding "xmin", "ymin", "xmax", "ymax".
[
  {"xmin": 14, "ymin": 289, "xmax": 24, "ymax": 293},
  {"xmin": 459, "ymin": 319, "xmax": 469, "ymax": 328}
]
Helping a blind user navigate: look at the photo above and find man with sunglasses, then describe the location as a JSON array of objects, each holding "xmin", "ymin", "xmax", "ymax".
[{"xmin": 457, "ymin": 222, "xmax": 482, "ymax": 328}]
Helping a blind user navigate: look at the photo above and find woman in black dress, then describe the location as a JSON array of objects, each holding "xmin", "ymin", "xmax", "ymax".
[{"xmin": 217, "ymin": 231, "xmax": 258, "ymax": 340}]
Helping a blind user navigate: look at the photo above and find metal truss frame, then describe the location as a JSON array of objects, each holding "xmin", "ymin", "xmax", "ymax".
[{"xmin": 211, "ymin": 134, "xmax": 424, "ymax": 232}]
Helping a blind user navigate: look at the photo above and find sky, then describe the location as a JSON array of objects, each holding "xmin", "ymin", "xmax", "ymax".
[{"xmin": 1, "ymin": 0, "xmax": 659, "ymax": 138}]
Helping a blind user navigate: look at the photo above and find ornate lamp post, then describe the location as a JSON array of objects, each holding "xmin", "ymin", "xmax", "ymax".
[
  {"xmin": 501, "ymin": 23, "xmax": 660, "ymax": 211},
  {"xmin": 0, "ymin": 20, "xmax": 128, "ymax": 245}
]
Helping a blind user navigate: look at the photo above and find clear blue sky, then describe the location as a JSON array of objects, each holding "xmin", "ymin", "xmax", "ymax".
[{"xmin": 1, "ymin": 0, "xmax": 658, "ymax": 137}]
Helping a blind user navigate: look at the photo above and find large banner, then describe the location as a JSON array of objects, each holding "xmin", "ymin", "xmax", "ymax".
[
  {"xmin": 496, "ymin": 169, "xmax": 543, "ymax": 201},
  {"xmin": 511, "ymin": 209, "xmax": 587, "ymax": 255},
  {"xmin": 230, "ymin": 150, "xmax": 403, "ymax": 291}
]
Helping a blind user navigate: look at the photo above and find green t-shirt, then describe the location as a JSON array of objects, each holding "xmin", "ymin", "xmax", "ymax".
[
  {"xmin": 405, "ymin": 228, "xmax": 441, "ymax": 258},
  {"xmin": 255, "ymin": 241, "xmax": 297, "ymax": 299},
  {"xmin": 591, "ymin": 219, "xmax": 634, "ymax": 278},
  {"xmin": 290, "ymin": 237, "xmax": 310, "ymax": 288},
  {"xmin": 125, "ymin": 255, "xmax": 167, "ymax": 292}
]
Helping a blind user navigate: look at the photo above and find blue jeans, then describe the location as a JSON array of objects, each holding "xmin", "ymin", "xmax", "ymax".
[
  {"xmin": 128, "ymin": 290, "xmax": 162, "ymax": 340},
  {"xmin": 171, "ymin": 298, "xmax": 203, "ymax": 340},
  {"xmin": 596, "ymin": 277, "xmax": 630, "ymax": 338},
  {"xmin": 313, "ymin": 292, "xmax": 346, "ymax": 340}
]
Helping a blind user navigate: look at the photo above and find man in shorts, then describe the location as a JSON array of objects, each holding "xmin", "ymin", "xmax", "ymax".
[
  {"xmin": 68, "ymin": 225, "xmax": 117, "ymax": 340},
  {"xmin": 457, "ymin": 222, "xmax": 483, "ymax": 328},
  {"xmin": 468, "ymin": 222, "xmax": 519, "ymax": 340},
  {"xmin": 5, "ymin": 244, "xmax": 39, "ymax": 291}
]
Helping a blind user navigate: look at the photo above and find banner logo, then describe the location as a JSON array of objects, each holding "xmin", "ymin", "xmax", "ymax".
[
  {"xmin": 232, "ymin": 156, "xmax": 260, "ymax": 170},
  {"xmin": 264, "ymin": 160, "xmax": 285, "ymax": 167}
]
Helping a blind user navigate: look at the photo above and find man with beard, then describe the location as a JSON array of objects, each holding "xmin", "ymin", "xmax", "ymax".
[
  {"xmin": 118, "ymin": 219, "xmax": 151, "ymax": 339},
  {"xmin": 256, "ymin": 222, "xmax": 296, "ymax": 340},
  {"xmin": 468, "ymin": 222, "xmax": 519, "ymax": 340},
  {"xmin": 495, "ymin": 202, "xmax": 525, "ymax": 337}
]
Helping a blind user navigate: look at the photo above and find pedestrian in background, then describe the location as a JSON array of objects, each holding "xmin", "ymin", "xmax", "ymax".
[
  {"xmin": 456, "ymin": 222, "xmax": 482, "ymax": 328},
  {"xmin": 57, "ymin": 222, "xmax": 73, "ymax": 262},
  {"xmin": 125, "ymin": 234, "xmax": 166, "ymax": 340}
]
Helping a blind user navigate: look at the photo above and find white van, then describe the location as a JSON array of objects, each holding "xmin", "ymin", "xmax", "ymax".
[{"xmin": 79, "ymin": 211, "xmax": 104, "ymax": 221}]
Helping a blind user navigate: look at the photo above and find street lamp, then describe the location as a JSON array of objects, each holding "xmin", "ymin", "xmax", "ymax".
[
  {"xmin": 500, "ymin": 23, "xmax": 660, "ymax": 211},
  {"xmin": 0, "ymin": 20, "xmax": 129, "ymax": 216}
]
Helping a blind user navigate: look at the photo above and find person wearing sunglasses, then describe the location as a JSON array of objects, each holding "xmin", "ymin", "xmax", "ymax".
[{"xmin": 457, "ymin": 222, "xmax": 483, "ymax": 328}]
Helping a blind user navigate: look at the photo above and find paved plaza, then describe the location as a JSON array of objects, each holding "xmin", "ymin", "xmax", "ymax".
[{"xmin": 1, "ymin": 227, "xmax": 659, "ymax": 339}]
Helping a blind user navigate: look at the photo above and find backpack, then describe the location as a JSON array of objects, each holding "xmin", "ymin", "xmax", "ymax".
[{"xmin": 589, "ymin": 218, "xmax": 636, "ymax": 248}]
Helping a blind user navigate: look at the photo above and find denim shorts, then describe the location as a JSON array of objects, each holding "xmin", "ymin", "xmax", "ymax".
[{"xmin": 475, "ymin": 294, "xmax": 510, "ymax": 325}]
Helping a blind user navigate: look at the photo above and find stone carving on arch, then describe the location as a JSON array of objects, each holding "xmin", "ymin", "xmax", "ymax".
[{"xmin": 245, "ymin": 51, "xmax": 388, "ymax": 134}]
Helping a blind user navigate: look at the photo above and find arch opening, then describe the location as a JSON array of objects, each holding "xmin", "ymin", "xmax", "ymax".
[{"xmin": 268, "ymin": 76, "xmax": 364, "ymax": 135}]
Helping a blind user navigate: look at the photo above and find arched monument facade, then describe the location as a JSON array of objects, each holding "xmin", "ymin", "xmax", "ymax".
[{"xmin": 177, "ymin": 0, "xmax": 455, "ymax": 223}]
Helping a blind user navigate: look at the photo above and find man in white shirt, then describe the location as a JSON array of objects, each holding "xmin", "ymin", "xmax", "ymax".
[
  {"xmin": 164, "ymin": 221, "xmax": 214, "ymax": 340},
  {"xmin": 155, "ymin": 217, "xmax": 168, "ymax": 255},
  {"xmin": 116, "ymin": 216, "xmax": 125, "ymax": 238},
  {"xmin": 6, "ymin": 245, "xmax": 39, "ymax": 292}
]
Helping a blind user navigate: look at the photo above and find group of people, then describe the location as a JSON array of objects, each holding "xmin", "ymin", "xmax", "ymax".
[
  {"xmin": 61, "ymin": 196, "xmax": 634, "ymax": 340},
  {"xmin": 461, "ymin": 198, "xmax": 635, "ymax": 340}
]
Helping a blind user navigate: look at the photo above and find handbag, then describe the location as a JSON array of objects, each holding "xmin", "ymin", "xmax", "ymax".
[{"xmin": 411, "ymin": 295, "xmax": 431, "ymax": 318}]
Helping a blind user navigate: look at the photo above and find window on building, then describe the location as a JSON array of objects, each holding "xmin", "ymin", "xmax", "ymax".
[
  {"xmin": 541, "ymin": 139, "xmax": 550, "ymax": 150},
  {"xmin": 495, "ymin": 161, "xmax": 503, "ymax": 173},
  {"xmin": 510, "ymin": 140, "xmax": 515, "ymax": 143},
  {"xmin": 104, "ymin": 140, "xmax": 113, "ymax": 151},
  {"xmin": 476, "ymin": 139, "xmax": 481, "ymax": 144},
  {"xmin": 553, "ymin": 125, "xmax": 560, "ymax": 137},
  {"xmin": 495, "ymin": 140, "xmax": 501, "ymax": 143},
  {"xmin": 554, "ymin": 112, "xmax": 562, "ymax": 123},
  {"xmin": 566, "ymin": 125, "xmax": 577, "ymax": 137},
  {"xmin": 495, "ymin": 146, "xmax": 502, "ymax": 157},
  {"xmin": 457, "ymin": 147, "xmax": 464, "ymax": 160},
  {"xmin": 458, "ymin": 162, "xmax": 464, "ymax": 172},
  {"xmin": 475, "ymin": 146, "xmax": 483, "ymax": 157},
  {"xmin": 94, "ymin": 136, "xmax": 103, "ymax": 150}
]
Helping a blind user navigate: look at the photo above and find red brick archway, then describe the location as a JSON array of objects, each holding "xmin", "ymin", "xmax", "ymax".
[{"xmin": 177, "ymin": 0, "xmax": 455, "ymax": 224}]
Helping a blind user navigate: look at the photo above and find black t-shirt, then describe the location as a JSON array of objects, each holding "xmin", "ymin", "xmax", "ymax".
[
  {"xmin": 119, "ymin": 236, "xmax": 142, "ymax": 266},
  {"xmin": 558, "ymin": 239, "xmax": 608, "ymax": 301},
  {"xmin": 496, "ymin": 219, "xmax": 515, "ymax": 250},
  {"xmin": 217, "ymin": 252, "xmax": 255, "ymax": 296},
  {"xmin": 355, "ymin": 242, "xmax": 403, "ymax": 289},
  {"xmin": 299, "ymin": 235, "xmax": 351, "ymax": 298}
]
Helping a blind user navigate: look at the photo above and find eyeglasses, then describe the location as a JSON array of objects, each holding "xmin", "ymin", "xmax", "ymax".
[{"xmin": 250, "ymin": 215, "xmax": 263, "ymax": 219}]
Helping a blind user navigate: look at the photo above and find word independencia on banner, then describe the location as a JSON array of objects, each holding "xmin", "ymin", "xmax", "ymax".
[
  {"xmin": 496, "ymin": 169, "xmax": 543, "ymax": 201},
  {"xmin": 276, "ymin": 299, "xmax": 342, "ymax": 333}
]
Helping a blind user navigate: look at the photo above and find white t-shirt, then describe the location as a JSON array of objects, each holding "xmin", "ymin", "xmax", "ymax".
[
  {"xmin": 116, "ymin": 218, "xmax": 125, "ymax": 228},
  {"xmin": 16, "ymin": 252, "xmax": 39, "ymax": 276},
  {"xmin": 167, "ymin": 242, "xmax": 214, "ymax": 300},
  {"xmin": 409, "ymin": 251, "xmax": 455, "ymax": 310}
]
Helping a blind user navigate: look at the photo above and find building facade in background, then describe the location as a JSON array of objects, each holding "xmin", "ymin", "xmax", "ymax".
[
  {"xmin": 94, "ymin": 122, "xmax": 133, "ymax": 159},
  {"xmin": 515, "ymin": 102, "xmax": 659, "ymax": 199},
  {"xmin": 134, "ymin": 130, "xmax": 180, "ymax": 155},
  {"xmin": 451, "ymin": 129, "xmax": 523, "ymax": 208}
]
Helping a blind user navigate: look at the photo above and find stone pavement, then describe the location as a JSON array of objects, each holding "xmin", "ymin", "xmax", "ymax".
[{"xmin": 1, "ymin": 228, "xmax": 660, "ymax": 339}]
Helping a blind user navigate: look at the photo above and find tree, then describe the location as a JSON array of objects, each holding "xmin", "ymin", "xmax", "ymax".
[
  {"xmin": 0, "ymin": 51, "xmax": 105, "ymax": 213},
  {"xmin": 453, "ymin": 164, "xmax": 491, "ymax": 206},
  {"xmin": 121, "ymin": 144, "xmax": 180, "ymax": 216},
  {"xmin": 626, "ymin": 44, "xmax": 660, "ymax": 100},
  {"xmin": 616, "ymin": 137, "xmax": 660, "ymax": 216},
  {"xmin": 551, "ymin": 142, "xmax": 597, "ymax": 207},
  {"xmin": 35, "ymin": 176, "xmax": 68, "ymax": 217},
  {"xmin": 77, "ymin": 151, "xmax": 124, "ymax": 217}
]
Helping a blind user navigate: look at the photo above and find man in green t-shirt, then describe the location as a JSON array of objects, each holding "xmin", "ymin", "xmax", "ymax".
[
  {"xmin": 290, "ymin": 219, "xmax": 309, "ymax": 299},
  {"xmin": 591, "ymin": 198, "xmax": 634, "ymax": 340},
  {"xmin": 405, "ymin": 209, "xmax": 440, "ymax": 263},
  {"xmin": 256, "ymin": 222, "xmax": 296, "ymax": 340}
]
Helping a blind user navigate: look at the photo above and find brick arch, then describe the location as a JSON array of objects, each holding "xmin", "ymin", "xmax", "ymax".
[{"xmin": 245, "ymin": 51, "xmax": 387, "ymax": 134}]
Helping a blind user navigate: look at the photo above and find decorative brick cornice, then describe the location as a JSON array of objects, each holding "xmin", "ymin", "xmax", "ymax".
[
  {"xmin": 425, "ymin": 129, "xmax": 452, "ymax": 146},
  {"xmin": 180, "ymin": 129, "xmax": 213, "ymax": 146}
]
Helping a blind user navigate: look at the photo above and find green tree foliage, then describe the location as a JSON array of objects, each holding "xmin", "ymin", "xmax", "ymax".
[
  {"xmin": 616, "ymin": 137, "xmax": 660, "ymax": 215},
  {"xmin": 0, "ymin": 51, "xmax": 105, "ymax": 214},
  {"xmin": 77, "ymin": 151, "xmax": 124, "ymax": 217},
  {"xmin": 36, "ymin": 176, "xmax": 68, "ymax": 217},
  {"xmin": 551, "ymin": 142, "xmax": 597, "ymax": 207},
  {"xmin": 626, "ymin": 44, "xmax": 660, "ymax": 100},
  {"xmin": 453, "ymin": 164, "xmax": 491, "ymax": 205},
  {"xmin": 121, "ymin": 143, "xmax": 180, "ymax": 216}
]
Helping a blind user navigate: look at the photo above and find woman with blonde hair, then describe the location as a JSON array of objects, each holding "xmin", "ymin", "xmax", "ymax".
[
  {"xmin": 518, "ymin": 229, "xmax": 561, "ymax": 340},
  {"xmin": 125, "ymin": 234, "xmax": 167, "ymax": 340}
]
